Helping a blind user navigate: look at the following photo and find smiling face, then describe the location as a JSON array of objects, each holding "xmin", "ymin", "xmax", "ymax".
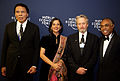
[
  {"xmin": 51, "ymin": 20, "xmax": 61, "ymax": 34},
  {"xmin": 15, "ymin": 6, "xmax": 28, "ymax": 23},
  {"xmin": 100, "ymin": 19, "xmax": 114, "ymax": 36}
]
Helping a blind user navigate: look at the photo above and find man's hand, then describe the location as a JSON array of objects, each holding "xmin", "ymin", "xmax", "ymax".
[
  {"xmin": 76, "ymin": 67, "xmax": 87, "ymax": 75},
  {"xmin": 27, "ymin": 66, "xmax": 37, "ymax": 74},
  {"xmin": 1, "ymin": 67, "xmax": 6, "ymax": 76}
]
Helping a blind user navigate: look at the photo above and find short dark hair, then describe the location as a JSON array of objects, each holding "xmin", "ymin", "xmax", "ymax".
[
  {"xmin": 49, "ymin": 17, "xmax": 63, "ymax": 34},
  {"xmin": 14, "ymin": 3, "xmax": 29, "ymax": 14},
  {"xmin": 102, "ymin": 17, "xmax": 115, "ymax": 25}
]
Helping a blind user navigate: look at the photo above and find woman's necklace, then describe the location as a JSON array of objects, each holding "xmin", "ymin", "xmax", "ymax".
[{"xmin": 56, "ymin": 38, "xmax": 58, "ymax": 44}]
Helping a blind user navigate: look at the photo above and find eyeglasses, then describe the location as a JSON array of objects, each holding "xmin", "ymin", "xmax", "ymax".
[{"xmin": 100, "ymin": 24, "xmax": 113, "ymax": 28}]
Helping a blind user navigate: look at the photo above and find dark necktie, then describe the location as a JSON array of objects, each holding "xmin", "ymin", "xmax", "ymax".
[
  {"xmin": 20, "ymin": 24, "xmax": 23, "ymax": 40},
  {"xmin": 80, "ymin": 35, "xmax": 84, "ymax": 56},
  {"xmin": 81, "ymin": 35, "xmax": 84, "ymax": 43}
]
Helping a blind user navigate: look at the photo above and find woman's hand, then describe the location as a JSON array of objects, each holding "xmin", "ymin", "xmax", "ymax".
[{"xmin": 52, "ymin": 62, "xmax": 62, "ymax": 71}]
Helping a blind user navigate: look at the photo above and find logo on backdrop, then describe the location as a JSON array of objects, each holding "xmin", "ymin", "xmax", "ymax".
[
  {"xmin": 11, "ymin": 15, "xmax": 101, "ymax": 31},
  {"xmin": 39, "ymin": 16, "xmax": 55, "ymax": 28},
  {"xmin": 65, "ymin": 18, "xmax": 102, "ymax": 31},
  {"xmin": 92, "ymin": 19, "xmax": 102, "ymax": 31},
  {"xmin": 11, "ymin": 16, "xmax": 31, "ymax": 22},
  {"xmin": 65, "ymin": 17, "xmax": 77, "ymax": 30},
  {"xmin": 11, "ymin": 16, "xmax": 16, "ymax": 21}
]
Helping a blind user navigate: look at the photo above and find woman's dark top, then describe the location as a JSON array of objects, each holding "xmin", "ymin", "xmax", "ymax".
[{"xmin": 39, "ymin": 34, "xmax": 60, "ymax": 81}]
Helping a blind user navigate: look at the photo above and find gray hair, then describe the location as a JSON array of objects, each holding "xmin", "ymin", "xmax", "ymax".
[{"xmin": 76, "ymin": 14, "xmax": 89, "ymax": 24}]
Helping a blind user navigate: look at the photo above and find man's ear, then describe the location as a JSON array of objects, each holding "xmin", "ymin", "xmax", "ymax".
[{"xmin": 111, "ymin": 24, "xmax": 114, "ymax": 28}]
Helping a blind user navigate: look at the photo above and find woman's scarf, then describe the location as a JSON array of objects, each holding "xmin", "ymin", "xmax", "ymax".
[{"xmin": 48, "ymin": 35, "xmax": 67, "ymax": 81}]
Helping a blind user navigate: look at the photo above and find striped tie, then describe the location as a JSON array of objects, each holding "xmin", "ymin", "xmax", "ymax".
[{"xmin": 19, "ymin": 24, "xmax": 23, "ymax": 40}]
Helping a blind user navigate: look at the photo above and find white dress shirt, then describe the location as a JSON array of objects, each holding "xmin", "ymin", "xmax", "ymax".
[
  {"xmin": 103, "ymin": 33, "xmax": 113, "ymax": 57},
  {"xmin": 79, "ymin": 31, "xmax": 87, "ymax": 48},
  {"xmin": 16, "ymin": 20, "xmax": 28, "ymax": 36}
]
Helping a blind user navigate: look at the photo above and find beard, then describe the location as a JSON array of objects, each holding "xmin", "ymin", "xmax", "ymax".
[{"xmin": 79, "ymin": 29, "xmax": 87, "ymax": 33}]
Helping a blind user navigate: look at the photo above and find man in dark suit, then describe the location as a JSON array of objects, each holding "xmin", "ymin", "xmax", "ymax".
[
  {"xmin": 63, "ymin": 14, "xmax": 99, "ymax": 81},
  {"xmin": 97, "ymin": 18, "xmax": 120, "ymax": 81},
  {"xmin": 1, "ymin": 3, "xmax": 40, "ymax": 81}
]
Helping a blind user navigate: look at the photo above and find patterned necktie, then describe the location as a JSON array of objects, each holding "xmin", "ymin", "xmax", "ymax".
[
  {"xmin": 80, "ymin": 35, "xmax": 84, "ymax": 56},
  {"xmin": 19, "ymin": 24, "xmax": 23, "ymax": 40}
]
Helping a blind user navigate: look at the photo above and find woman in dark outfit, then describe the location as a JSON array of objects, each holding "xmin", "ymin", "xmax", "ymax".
[{"xmin": 39, "ymin": 18, "xmax": 67, "ymax": 81}]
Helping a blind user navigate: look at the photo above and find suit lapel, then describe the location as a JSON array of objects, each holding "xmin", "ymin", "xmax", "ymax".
[
  {"xmin": 103, "ymin": 34, "xmax": 116, "ymax": 59},
  {"xmin": 99, "ymin": 38, "xmax": 104, "ymax": 60},
  {"xmin": 73, "ymin": 32, "xmax": 81, "ymax": 53},
  {"xmin": 12, "ymin": 22, "xmax": 20, "ymax": 41},
  {"xmin": 74, "ymin": 32, "xmax": 79, "ymax": 47},
  {"xmin": 20, "ymin": 21, "xmax": 30, "ymax": 41},
  {"xmin": 83, "ymin": 32, "xmax": 91, "ymax": 54},
  {"xmin": 83, "ymin": 32, "xmax": 89, "ymax": 50}
]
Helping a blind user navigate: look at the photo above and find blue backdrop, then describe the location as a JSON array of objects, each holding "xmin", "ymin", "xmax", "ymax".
[{"xmin": 0, "ymin": 0, "xmax": 120, "ymax": 81}]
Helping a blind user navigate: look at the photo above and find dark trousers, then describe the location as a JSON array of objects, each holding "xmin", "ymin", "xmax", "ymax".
[{"xmin": 7, "ymin": 58, "xmax": 33, "ymax": 81}]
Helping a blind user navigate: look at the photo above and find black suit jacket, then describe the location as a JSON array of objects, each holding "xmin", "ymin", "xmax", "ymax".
[
  {"xmin": 1, "ymin": 21, "xmax": 40, "ymax": 77},
  {"xmin": 97, "ymin": 32, "xmax": 120, "ymax": 81},
  {"xmin": 64, "ymin": 32, "xmax": 99, "ymax": 81}
]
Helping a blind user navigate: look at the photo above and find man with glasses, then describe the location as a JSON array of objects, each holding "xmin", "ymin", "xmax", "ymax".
[{"xmin": 97, "ymin": 18, "xmax": 120, "ymax": 81}]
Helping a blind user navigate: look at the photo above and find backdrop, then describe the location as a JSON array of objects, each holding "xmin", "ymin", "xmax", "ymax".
[{"xmin": 0, "ymin": 0, "xmax": 120, "ymax": 81}]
